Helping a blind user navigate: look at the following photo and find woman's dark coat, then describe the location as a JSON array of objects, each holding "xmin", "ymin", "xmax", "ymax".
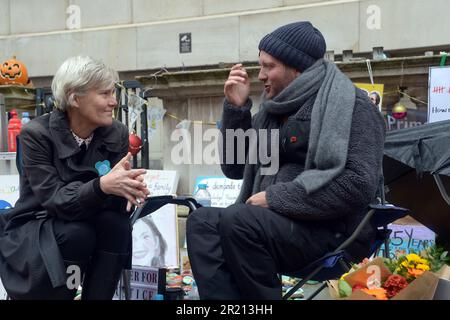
[{"xmin": 0, "ymin": 110, "xmax": 129, "ymax": 299}]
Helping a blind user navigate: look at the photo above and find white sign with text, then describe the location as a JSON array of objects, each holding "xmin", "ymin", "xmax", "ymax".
[
  {"xmin": 144, "ymin": 170, "xmax": 179, "ymax": 196},
  {"xmin": 428, "ymin": 66, "xmax": 450, "ymax": 123},
  {"xmin": 194, "ymin": 176, "xmax": 242, "ymax": 208},
  {"xmin": 0, "ymin": 175, "xmax": 20, "ymax": 209}
]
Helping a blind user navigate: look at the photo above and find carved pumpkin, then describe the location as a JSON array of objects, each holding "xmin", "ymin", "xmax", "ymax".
[{"xmin": 0, "ymin": 57, "xmax": 29, "ymax": 85}]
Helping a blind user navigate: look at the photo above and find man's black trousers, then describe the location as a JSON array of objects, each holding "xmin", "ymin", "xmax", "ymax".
[{"xmin": 186, "ymin": 204, "xmax": 349, "ymax": 300}]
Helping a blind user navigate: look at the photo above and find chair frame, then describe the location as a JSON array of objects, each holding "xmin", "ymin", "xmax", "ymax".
[{"xmin": 282, "ymin": 202, "xmax": 409, "ymax": 300}]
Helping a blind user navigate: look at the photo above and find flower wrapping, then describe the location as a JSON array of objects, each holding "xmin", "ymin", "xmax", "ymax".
[{"xmin": 328, "ymin": 257, "xmax": 450, "ymax": 300}]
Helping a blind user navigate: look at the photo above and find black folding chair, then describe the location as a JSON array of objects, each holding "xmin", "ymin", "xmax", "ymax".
[
  {"xmin": 282, "ymin": 179, "xmax": 409, "ymax": 300},
  {"xmin": 121, "ymin": 195, "xmax": 201, "ymax": 300}
]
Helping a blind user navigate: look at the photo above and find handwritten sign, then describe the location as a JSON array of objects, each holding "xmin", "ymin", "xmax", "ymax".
[
  {"xmin": 194, "ymin": 176, "xmax": 242, "ymax": 208},
  {"xmin": 0, "ymin": 175, "xmax": 20, "ymax": 209},
  {"xmin": 376, "ymin": 224, "xmax": 435, "ymax": 259},
  {"xmin": 428, "ymin": 66, "xmax": 450, "ymax": 123},
  {"xmin": 0, "ymin": 175, "xmax": 16, "ymax": 297},
  {"xmin": 144, "ymin": 170, "xmax": 179, "ymax": 196}
]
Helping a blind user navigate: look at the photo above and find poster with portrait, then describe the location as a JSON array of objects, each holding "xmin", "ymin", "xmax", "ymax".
[
  {"xmin": 132, "ymin": 204, "xmax": 178, "ymax": 269},
  {"xmin": 354, "ymin": 83, "xmax": 384, "ymax": 112},
  {"xmin": 132, "ymin": 170, "xmax": 180, "ymax": 269}
]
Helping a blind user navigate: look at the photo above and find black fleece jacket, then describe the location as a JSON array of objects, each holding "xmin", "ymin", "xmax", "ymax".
[{"xmin": 220, "ymin": 88, "xmax": 386, "ymax": 223}]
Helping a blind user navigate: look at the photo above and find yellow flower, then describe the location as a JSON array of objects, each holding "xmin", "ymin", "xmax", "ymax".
[
  {"xmin": 406, "ymin": 254, "xmax": 421, "ymax": 262},
  {"xmin": 416, "ymin": 264, "xmax": 430, "ymax": 271}
]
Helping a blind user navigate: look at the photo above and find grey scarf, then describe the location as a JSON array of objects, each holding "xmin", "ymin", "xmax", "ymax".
[{"xmin": 236, "ymin": 59, "xmax": 355, "ymax": 203}]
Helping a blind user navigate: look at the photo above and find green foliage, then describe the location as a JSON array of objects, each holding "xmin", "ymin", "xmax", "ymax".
[
  {"xmin": 422, "ymin": 245, "xmax": 450, "ymax": 272},
  {"xmin": 383, "ymin": 257, "xmax": 398, "ymax": 274}
]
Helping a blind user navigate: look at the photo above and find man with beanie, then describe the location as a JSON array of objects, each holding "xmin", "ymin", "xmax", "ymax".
[{"xmin": 187, "ymin": 21, "xmax": 385, "ymax": 299}]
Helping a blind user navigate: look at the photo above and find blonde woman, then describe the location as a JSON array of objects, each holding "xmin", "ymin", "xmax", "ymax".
[{"xmin": 0, "ymin": 56, "xmax": 149, "ymax": 300}]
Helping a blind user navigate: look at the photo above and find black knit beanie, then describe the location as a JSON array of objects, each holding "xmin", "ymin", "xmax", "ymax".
[{"xmin": 258, "ymin": 21, "xmax": 327, "ymax": 72}]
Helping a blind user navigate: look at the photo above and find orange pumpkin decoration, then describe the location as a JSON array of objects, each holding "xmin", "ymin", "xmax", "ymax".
[{"xmin": 0, "ymin": 57, "xmax": 29, "ymax": 85}]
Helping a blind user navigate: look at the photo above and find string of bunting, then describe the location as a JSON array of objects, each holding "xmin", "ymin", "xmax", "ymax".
[
  {"xmin": 383, "ymin": 89, "xmax": 428, "ymax": 106},
  {"xmin": 115, "ymin": 82, "xmax": 219, "ymax": 128},
  {"xmin": 92, "ymin": 52, "xmax": 450, "ymax": 129},
  {"xmin": 364, "ymin": 52, "xmax": 450, "ymax": 107},
  {"xmin": 5, "ymin": 102, "xmax": 45, "ymax": 109}
]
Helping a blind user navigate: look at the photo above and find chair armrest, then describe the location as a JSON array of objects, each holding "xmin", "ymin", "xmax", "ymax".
[
  {"xmin": 369, "ymin": 203, "xmax": 409, "ymax": 228},
  {"xmin": 130, "ymin": 195, "xmax": 201, "ymax": 225}
]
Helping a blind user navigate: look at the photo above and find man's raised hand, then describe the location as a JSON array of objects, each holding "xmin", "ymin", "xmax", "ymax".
[{"xmin": 224, "ymin": 64, "xmax": 250, "ymax": 107}]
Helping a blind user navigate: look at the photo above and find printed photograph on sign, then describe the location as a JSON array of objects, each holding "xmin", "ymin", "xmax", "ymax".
[
  {"xmin": 354, "ymin": 83, "xmax": 384, "ymax": 112},
  {"xmin": 132, "ymin": 204, "xmax": 179, "ymax": 268}
]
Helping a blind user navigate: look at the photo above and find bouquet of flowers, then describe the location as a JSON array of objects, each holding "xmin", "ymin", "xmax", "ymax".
[{"xmin": 328, "ymin": 245, "xmax": 450, "ymax": 300}]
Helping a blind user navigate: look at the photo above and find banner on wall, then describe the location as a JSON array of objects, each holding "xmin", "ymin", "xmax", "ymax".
[{"xmin": 354, "ymin": 83, "xmax": 384, "ymax": 112}]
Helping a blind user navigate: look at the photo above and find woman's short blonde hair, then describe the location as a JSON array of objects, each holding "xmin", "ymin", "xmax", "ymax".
[{"xmin": 51, "ymin": 56, "xmax": 119, "ymax": 112}]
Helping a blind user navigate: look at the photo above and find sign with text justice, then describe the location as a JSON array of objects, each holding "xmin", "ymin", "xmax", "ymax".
[{"xmin": 428, "ymin": 66, "xmax": 450, "ymax": 123}]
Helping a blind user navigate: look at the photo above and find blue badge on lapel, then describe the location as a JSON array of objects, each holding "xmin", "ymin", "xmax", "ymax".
[{"xmin": 95, "ymin": 160, "xmax": 111, "ymax": 176}]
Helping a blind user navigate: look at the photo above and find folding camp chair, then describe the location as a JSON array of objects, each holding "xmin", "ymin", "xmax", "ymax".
[
  {"xmin": 121, "ymin": 195, "xmax": 201, "ymax": 300},
  {"xmin": 282, "ymin": 178, "xmax": 409, "ymax": 300}
]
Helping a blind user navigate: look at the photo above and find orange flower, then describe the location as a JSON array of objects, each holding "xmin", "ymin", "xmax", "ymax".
[
  {"xmin": 361, "ymin": 288, "xmax": 388, "ymax": 300},
  {"xmin": 407, "ymin": 268, "xmax": 424, "ymax": 277}
]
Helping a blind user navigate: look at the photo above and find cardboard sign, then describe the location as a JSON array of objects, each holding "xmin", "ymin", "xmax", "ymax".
[
  {"xmin": 376, "ymin": 224, "xmax": 435, "ymax": 259},
  {"xmin": 428, "ymin": 66, "xmax": 450, "ymax": 123}
]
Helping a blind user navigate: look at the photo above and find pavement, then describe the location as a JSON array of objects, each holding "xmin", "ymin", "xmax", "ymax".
[{"xmin": 298, "ymin": 282, "xmax": 333, "ymax": 300}]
